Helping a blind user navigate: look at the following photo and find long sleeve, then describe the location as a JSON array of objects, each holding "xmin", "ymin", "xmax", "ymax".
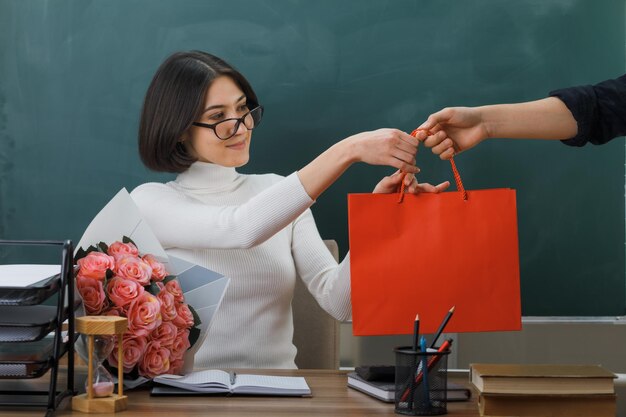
[
  {"xmin": 131, "ymin": 162, "xmax": 344, "ymax": 368},
  {"xmin": 131, "ymin": 172, "xmax": 314, "ymax": 250},
  {"xmin": 549, "ymin": 74, "xmax": 626, "ymax": 146},
  {"xmin": 290, "ymin": 209, "xmax": 352, "ymax": 322}
]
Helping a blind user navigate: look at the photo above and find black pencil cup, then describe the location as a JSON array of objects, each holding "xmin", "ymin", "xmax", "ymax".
[{"xmin": 394, "ymin": 346, "xmax": 450, "ymax": 415}]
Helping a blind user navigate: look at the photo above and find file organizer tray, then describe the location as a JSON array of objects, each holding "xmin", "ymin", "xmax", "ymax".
[
  {"xmin": 0, "ymin": 302, "xmax": 80, "ymax": 343},
  {"xmin": 0, "ymin": 274, "xmax": 60, "ymax": 306},
  {"xmin": 0, "ymin": 239, "xmax": 76, "ymax": 417},
  {"xmin": 0, "ymin": 336, "xmax": 70, "ymax": 378}
]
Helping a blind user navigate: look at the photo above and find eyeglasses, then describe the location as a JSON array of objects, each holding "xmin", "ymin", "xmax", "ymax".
[{"xmin": 192, "ymin": 105, "xmax": 264, "ymax": 140}]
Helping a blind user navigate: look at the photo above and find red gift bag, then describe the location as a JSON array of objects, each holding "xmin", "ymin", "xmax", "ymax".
[{"xmin": 348, "ymin": 160, "xmax": 521, "ymax": 336}]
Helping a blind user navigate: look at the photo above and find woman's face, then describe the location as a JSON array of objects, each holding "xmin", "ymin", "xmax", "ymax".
[{"xmin": 185, "ymin": 76, "xmax": 252, "ymax": 167}]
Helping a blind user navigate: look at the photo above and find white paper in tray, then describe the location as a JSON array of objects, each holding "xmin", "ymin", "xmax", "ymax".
[{"xmin": 0, "ymin": 264, "xmax": 60, "ymax": 287}]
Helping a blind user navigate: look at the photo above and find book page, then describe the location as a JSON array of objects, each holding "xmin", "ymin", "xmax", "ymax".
[
  {"xmin": 233, "ymin": 375, "xmax": 310, "ymax": 395},
  {"xmin": 155, "ymin": 369, "xmax": 230, "ymax": 388}
]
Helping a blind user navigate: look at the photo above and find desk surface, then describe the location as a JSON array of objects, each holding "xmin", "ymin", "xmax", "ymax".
[{"xmin": 0, "ymin": 369, "xmax": 479, "ymax": 416}]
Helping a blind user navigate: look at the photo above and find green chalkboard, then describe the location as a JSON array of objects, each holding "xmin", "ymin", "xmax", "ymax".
[{"xmin": 0, "ymin": 0, "xmax": 624, "ymax": 316}]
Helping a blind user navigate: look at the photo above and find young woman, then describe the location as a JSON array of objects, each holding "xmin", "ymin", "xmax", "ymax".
[{"xmin": 131, "ymin": 51, "xmax": 448, "ymax": 369}]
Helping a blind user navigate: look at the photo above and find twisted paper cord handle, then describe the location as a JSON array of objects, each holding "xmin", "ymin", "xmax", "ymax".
[
  {"xmin": 396, "ymin": 128, "xmax": 468, "ymax": 203},
  {"xmin": 448, "ymin": 156, "xmax": 467, "ymax": 200}
]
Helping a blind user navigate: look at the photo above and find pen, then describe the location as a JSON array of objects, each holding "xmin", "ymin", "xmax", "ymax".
[
  {"xmin": 401, "ymin": 338, "xmax": 453, "ymax": 402},
  {"xmin": 419, "ymin": 336, "xmax": 430, "ymax": 409},
  {"xmin": 230, "ymin": 371, "xmax": 237, "ymax": 385},
  {"xmin": 412, "ymin": 314, "xmax": 420, "ymax": 351},
  {"xmin": 430, "ymin": 306, "xmax": 455, "ymax": 349}
]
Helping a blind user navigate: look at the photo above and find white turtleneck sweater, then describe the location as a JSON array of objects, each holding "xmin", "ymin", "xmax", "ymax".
[{"xmin": 130, "ymin": 162, "xmax": 352, "ymax": 369}]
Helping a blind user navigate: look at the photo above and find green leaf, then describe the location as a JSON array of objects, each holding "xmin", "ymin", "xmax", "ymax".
[
  {"xmin": 75, "ymin": 247, "xmax": 87, "ymax": 262},
  {"xmin": 122, "ymin": 236, "xmax": 137, "ymax": 246},
  {"xmin": 147, "ymin": 282, "xmax": 160, "ymax": 296},
  {"xmin": 162, "ymin": 275, "xmax": 177, "ymax": 285},
  {"xmin": 98, "ymin": 242, "xmax": 109, "ymax": 254},
  {"xmin": 75, "ymin": 245, "xmax": 103, "ymax": 264},
  {"xmin": 105, "ymin": 268, "xmax": 115, "ymax": 280},
  {"xmin": 188, "ymin": 326, "xmax": 201, "ymax": 349}
]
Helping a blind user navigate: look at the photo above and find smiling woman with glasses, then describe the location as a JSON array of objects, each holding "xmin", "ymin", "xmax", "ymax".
[
  {"xmin": 192, "ymin": 105, "xmax": 263, "ymax": 140},
  {"xmin": 132, "ymin": 50, "xmax": 448, "ymax": 370}
]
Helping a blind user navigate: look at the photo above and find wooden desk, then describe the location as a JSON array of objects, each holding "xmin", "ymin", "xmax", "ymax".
[{"xmin": 0, "ymin": 369, "xmax": 479, "ymax": 416}]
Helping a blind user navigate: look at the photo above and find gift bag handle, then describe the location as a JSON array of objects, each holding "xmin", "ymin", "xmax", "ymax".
[{"xmin": 397, "ymin": 128, "xmax": 468, "ymax": 203}]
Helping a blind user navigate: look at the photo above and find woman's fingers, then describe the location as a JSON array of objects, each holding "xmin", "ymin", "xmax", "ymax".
[
  {"xmin": 430, "ymin": 137, "xmax": 455, "ymax": 156},
  {"xmin": 407, "ymin": 180, "xmax": 450, "ymax": 194},
  {"xmin": 439, "ymin": 147, "xmax": 455, "ymax": 160},
  {"xmin": 423, "ymin": 130, "xmax": 447, "ymax": 148}
]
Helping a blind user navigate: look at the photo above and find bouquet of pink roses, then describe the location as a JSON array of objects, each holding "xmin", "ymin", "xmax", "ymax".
[{"xmin": 75, "ymin": 236, "xmax": 200, "ymax": 379}]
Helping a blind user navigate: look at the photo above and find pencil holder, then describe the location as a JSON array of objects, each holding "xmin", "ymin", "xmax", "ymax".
[{"xmin": 394, "ymin": 346, "xmax": 450, "ymax": 416}]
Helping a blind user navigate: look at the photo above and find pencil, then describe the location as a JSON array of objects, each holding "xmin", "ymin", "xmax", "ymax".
[
  {"xmin": 412, "ymin": 314, "xmax": 419, "ymax": 351},
  {"xmin": 430, "ymin": 306, "xmax": 455, "ymax": 349}
]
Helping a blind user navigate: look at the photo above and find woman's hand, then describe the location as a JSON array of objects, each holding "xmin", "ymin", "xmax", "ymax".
[
  {"xmin": 345, "ymin": 128, "xmax": 420, "ymax": 173},
  {"xmin": 297, "ymin": 128, "xmax": 421, "ymax": 200},
  {"xmin": 372, "ymin": 170, "xmax": 450, "ymax": 194},
  {"xmin": 418, "ymin": 107, "xmax": 489, "ymax": 160},
  {"xmin": 418, "ymin": 98, "xmax": 579, "ymax": 160}
]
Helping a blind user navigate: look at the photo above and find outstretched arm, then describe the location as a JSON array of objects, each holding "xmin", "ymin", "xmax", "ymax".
[
  {"xmin": 298, "ymin": 128, "xmax": 420, "ymax": 198},
  {"xmin": 418, "ymin": 97, "xmax": 578, "ymax": 160}
]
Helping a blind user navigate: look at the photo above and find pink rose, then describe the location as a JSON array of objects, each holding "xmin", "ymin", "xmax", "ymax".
[
  {"xmin": 104, "ymin": 306, "xmax": 126, "ymax": 317},
  {"xmin": 77, "ymin": 276, "xmax": 107, "ymax": 315},
  {"xmin": 172, "ymin": 303, "xmax": 194, "ymax": 329},
  {"xmin": 142, "ymin": 254, "xmax": 168, "ymax": 281},
  {"xmin": 157, "ymin": 290, "xmax": 177, "ymax": 322},
  {"xmin": 106, "ymin": 276, "xmax": 145, "ymax": 308},
  {"xmin": 108, "ymin": 334, "xmax": 148, "ymax": 373},
  {"xmin": 127, "ymin": 292, "xmax": 162, "ymax": 337},
  {"xmin": 170, "ymin": 328, "xmax": 190, "ymax": 360},
  {"xmin": 150, "ymin": 321, "xmax": 178, "ymax": 347},
  {"xmin": 168, "ymin": 358, "xmax": 185, "ymax": 375},
  {"xmin": 77, "ymin": 252, "xmax": 115, "ymax": 281},
  {"xmin": 156, "ymin": 282, "xmax": 165, "ymax": 291},
  {"xmin": 107, "ymin": 241, "xmax": 139, "ymax": 259},
  {"xmin": 165, "ymin": 280, "xmax": 184, "ymax": 303},
  {"xmin": 115, "ymin": 255, "xmax": 152, "ymax": 286},
  {"xmin": 138, "ymin": 340, "xmax": 171, "ymax": 378}
]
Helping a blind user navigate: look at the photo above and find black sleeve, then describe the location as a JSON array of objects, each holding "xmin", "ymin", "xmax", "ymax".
[{"xmin": 548, "ymin": 74, "xmax": 626, "ymax": 146}]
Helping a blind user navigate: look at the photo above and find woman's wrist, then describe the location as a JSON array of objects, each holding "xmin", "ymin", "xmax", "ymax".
[
  {"xmin": 296, "ymin": 137, "xmax": 356, "ymax": 200},
  {"xmin": 477, "ymin": 105, "xmax": 498, "ymax": 139},
  {"xmin": 335, "ymin": 135, "xmax": 360, "ymax": 166}
]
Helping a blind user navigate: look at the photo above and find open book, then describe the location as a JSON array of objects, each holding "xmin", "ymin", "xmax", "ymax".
[{"xmin": 152, "ymin": 370, "xmax": 311, "ymax": 396}]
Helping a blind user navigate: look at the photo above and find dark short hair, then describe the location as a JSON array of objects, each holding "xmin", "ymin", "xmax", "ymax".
[{"xmin": 138, "ymin": 51, "xmax": 259, "ymax": 173}]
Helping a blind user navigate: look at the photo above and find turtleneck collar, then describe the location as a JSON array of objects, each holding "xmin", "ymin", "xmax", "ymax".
[{"xmin": 174, "ymin": 161, "xmax": 243, "ymax": 192}]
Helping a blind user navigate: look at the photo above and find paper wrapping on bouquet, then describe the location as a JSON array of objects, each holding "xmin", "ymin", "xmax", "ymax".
[
  {"xmin": 76, "ymin": 189, "xmax": 230, "ymax": 380},
  {"xmin": 347, "ymin": 164, "xmax": 521, "ymax": 336}
]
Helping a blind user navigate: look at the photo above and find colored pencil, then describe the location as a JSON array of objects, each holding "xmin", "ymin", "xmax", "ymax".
[
  {"xmin": 430, "ymin": 306, "xmax": 455, "ymax": 349},
  {"xmin": 412, "ymin": 314, "xmax": 419, "ymax": 351}
]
